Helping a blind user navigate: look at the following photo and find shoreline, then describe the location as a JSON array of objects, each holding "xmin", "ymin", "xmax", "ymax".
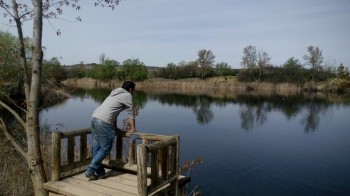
[{"xmin": 61, "ymin": 76, "xmax": 349, "ymax": 96}]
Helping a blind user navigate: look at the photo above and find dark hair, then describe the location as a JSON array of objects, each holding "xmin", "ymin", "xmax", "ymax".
[{"xmin": 122, "ymin": 81, "xmax": 136, "ymax": 91}]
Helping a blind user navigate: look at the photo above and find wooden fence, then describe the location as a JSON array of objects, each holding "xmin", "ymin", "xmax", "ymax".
[{"xmin": 50, "ymin": 128, "xmax": 186, "ymax": 196}]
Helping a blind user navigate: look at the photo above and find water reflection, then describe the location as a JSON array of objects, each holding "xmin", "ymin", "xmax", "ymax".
[
  {"xmin": 143, "ymin": 92, "xmax": 348, "ymax": 133},
  {"xmin": 68, "ymin": 88, "xmax": 350, "ymax": 133}
]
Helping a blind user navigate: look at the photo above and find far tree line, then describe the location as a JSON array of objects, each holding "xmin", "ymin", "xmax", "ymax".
[{"xmin": 1, "ymin": 31, "xmax": 350, "ymax": 90}]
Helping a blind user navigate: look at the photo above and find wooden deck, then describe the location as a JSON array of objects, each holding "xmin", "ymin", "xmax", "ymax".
[
  {"xmin": 44, "ymin": 170, "xmax": 140, "ymax": 196},
  {"xmin": 43, "ymin": 129, "xmax": 190, "ymax": 196},
  {"xmin": 44, "ymin": 169, "xmax": 189, "ymax": 196}
]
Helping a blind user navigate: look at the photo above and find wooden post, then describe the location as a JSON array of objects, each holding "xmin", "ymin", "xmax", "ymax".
[
  {"xmin": 161, "ymin": 147, "xmax": 168, "ymax": 179},
  {"xmin": 67, "ymin": 137, "xmax": 75, "ymax": 164},
  {"xmin": 128, "ymin": 141, "xmax": 135, "ymax": 166},
  {"xmin": 51, "ymin": 131, "xmax": 61, "ymax": 181},
  {"xmin": 116, "ymin": 133, "xmax": 123, "ymax": 161},
  {"xmin": 137, "ymin": 144, "xmax": 147, "ymax": 196},
  {"xmin": 173, "ymin": 135, "xmax": 180, "ymax": 196},
  {"xmin": 151, "ymin": 150, "xmax": 159, "ymax": 185},
  {"xmin": 80, "ymin": 134, "xmax": 87, "ymax": 161}
]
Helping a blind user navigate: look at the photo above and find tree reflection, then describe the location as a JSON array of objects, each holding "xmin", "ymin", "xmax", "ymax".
[
  {"xmin": 71, "ymin": 88, "xmax": 345, "ymax": 132},
  {"xmin": 192, "ymin": 96, "xmax": 213, "ymax": 125},
  {"xmin": 238, "ymin": 96, "xmax": 268, "ymax": 131},
  {"xmin": 301, "ymin": 97, "xmax": 331, "ymax": 133}
]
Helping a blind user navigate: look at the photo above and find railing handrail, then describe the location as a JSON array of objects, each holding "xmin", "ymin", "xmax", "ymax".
[{"xmin": 50, "ymin": 129, "xmax": 180, "ymax": 196}]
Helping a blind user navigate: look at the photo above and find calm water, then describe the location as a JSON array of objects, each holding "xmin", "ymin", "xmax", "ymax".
[{"xmin": 40, "ymin": 89, "xmax": 350, "ymax": 196}]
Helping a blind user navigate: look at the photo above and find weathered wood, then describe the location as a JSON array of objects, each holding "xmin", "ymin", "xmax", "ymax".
[
  {"xmin": 52, "ymin": 131, "xmax": 61, "ymax": 181},
  {"xmin": 80, "ymin": 134, "xmax": 87, "ymax": 161},
  {"xmin": 136, "ymin": 133, "xmax": 171, "ymax": 141},
  {"xmin": 63, "ymin": 177, "xmax": 137, "ymax": 195},
  {"xmin": 43, "ymin": 181, "xmax": 106, "ymax": 196},
  {"xmin": 147, "ymin": 136, "xmax": 177, "ymax": 152},
  {"xmin": 147, "ymin": 176, "xmax": 177, "ymax": 195},
  {"xmin": 137, "ymin": 144, "xmax": 148, "ymax": 196},
  {"xmin": 67, "ymin": 137, "xmax": 75, "ymax": 164},
  {"xmin": 172, "ymin": 135, "xmax": 180, "ymax": 196},
  {"xmin": 128, "ymin": 141, "xmax": 135, "ymax": 166},
  {"xmin": 60, "ymin": 128, "xmax": 90, "ymax": 138},
  {"xmin": 46, "ymin": 129, "xmax": 185, "ymax": 196},
  {"xmin": 116, "ymin": 134, "xmax": 123, "ymax": 160},
  {"xmin": 61, "ymin": 158, "xmax": 92, "ymax": 173},
  {"xmin": 151, "ymin": 150, "xmax": 159, "ymax": 185}
]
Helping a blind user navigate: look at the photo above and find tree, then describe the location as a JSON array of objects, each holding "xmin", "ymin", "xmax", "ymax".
[
  {"xmin": 0, "ymin": 1, "xmax": 120, "ymax": 195},
  {"xmin": 337, "ymin": 63, "xmax": 349, "ymax": 79},
  {"xmin": 303, "ymin": 45, "xmax": 324, "ymax": 80},
  {"xmin": 99, "ymin": 53, "xmax": 106, "ymax": 64},
  {"xmin": 197, "ymin": 49, "xmax": 215, "ymax": 79},
  {"xmin": 241, "ymin": 45, "xmax": 257, "ymax": 69},
  {"xmin": 241, "ymin": 45, "xmax": 257, "ymax": 81},
  {"xmin": 283, "ymin": 57, "xmax": 302, "ymax": 69},
  {"xmin": 118, "ymin": 58, "xmax": 148, "ymax": 81},
  {"xmin": 257, "ymin": 49, "xmax": 271, "ymax": 80},
  {"xmin": 215, "ymin": 62, "xmax": 232, "ymax": 76},
  {"xmin": 0, "ymin": 31, "xmax": 22, "ymax": 93}
]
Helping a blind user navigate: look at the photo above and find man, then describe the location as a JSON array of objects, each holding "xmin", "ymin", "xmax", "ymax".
[{"xmin": 85, "ymin": 81, "xmax": 136, "ymax": 180}]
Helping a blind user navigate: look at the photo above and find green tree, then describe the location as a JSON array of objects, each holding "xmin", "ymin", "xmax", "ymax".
[
  {"xmin": 87, "ymin": 64, "xmax": 116, "ymax": 80},
  {"xmin": 43, "ymin": 57, "xmax": 67, "ymax": 82},
  {"xmin": 105, "ymin": 59, "xmax": 120, "ymax": 67},
  {"xmin": 197, "ymin": 49, "xmax": 215, "ymax": 79},
  {"xmin": 337, "ymin": 63, "xmax": 349, "ymax": 79},
  {"xmin": 283, "ymin": 57, "xmax": 302, "ymax": 69},
  {"xmin": 118, "ymin": 58, "xmax": 148, "ymax": 81},
  {"xmin": 215, "ymin": 62, "xmax": 232, "ymax": 76},
  {"xmin": 303, "ymin": 45, "xmax": 324, "ymax": 80},
  {"xmin": 0, "ymin": 31, "xmax": 22, "ymax": 93}
]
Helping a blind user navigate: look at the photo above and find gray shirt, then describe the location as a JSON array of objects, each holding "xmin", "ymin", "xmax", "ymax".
[{"xmin": 92, "ymin": 88, "xmax": 134, "ymax": 124}]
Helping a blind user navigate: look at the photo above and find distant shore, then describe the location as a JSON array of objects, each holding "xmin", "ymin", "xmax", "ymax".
[{"xmin": 61, "ymin": 76, "xmax": 349, "ymax": 96}]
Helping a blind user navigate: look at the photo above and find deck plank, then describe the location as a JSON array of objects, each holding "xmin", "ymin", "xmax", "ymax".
[
  {"xmin": 44, "ymin": 181, "xmax": 106, "ymax": 196},
  {"xmin": 62, "ymin": 177, "xmax": 136, "ymax": 196},
  {"xmin": 44, "ymin": 169, "xmax": 154, "ymax": 196}
]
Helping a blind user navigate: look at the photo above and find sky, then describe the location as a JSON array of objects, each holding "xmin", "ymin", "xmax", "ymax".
[{"xmin": 1, "ymin": 0, "xmax": 349, "ymax": 68}]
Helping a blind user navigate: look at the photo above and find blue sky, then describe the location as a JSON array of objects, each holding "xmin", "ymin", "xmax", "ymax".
[{"xmin": 1, "ymin": 0, "xmax": 349, "ymax": 68}]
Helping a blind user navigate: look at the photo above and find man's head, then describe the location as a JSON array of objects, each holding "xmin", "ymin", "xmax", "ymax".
[{"xmin": 122, "ymin": 81, "xmax": 136, "ymax": 93}]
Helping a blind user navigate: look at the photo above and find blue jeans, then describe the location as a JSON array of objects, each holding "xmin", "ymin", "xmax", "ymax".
[{"xmin": 86, "ymin": 117, "xmax": 115, "ymax": 176}]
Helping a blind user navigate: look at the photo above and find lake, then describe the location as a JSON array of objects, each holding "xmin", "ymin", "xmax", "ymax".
[{"xmin": 39, "ymin": 89, "xmax": 350, "ymax": 196}]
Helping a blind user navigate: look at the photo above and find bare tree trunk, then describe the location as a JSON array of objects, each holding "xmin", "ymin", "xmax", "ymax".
[
  {"xmin": 11, "ymin": 0, "xmax": 30, "ymax": 100},
  {"xmin": 26, "ymin": 0, "xmax": 47, "ymax": 195}
]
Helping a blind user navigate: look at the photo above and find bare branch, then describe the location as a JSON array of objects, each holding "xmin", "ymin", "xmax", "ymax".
[
  {"xmin": 0, "ymin": 118, "xmax": 27, "ymax": 159},
  {"xmin": 0, "ymin": 92, "xmax": 27, "ymax": 113},
  {"xmin": 0, "ymin": 100, "xmax": 26, "ymax": 129}
]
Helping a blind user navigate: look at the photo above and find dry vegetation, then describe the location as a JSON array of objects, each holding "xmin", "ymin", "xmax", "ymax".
[
  {"xmin": 0, "ymin": 135, "xmax": 33, "ymax": 196},
  {"xmin": 63, "ymin": 76, "xmax": 307, "ymax": 98}
]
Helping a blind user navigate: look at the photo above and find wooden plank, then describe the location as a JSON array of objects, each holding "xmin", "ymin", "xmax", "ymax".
[
  {"xmin": 43, "ymin": 181, "xmax": 106, "ymax": 196},
  {"xmin": 52, "ymin": 131, "xmax": 61, "ymax": 181},
  {"xmin": 147, "ymin": 136, "xmax": 176, "ymax": 152},
  {"xmin": 60, "ymin": 128, "xmax": 90, "ymax": 138},
  {"xmin": 72, "ymin": 171, "xmax": 138, "ymax": 187},
  {"xmin": 63, "ymin": 177, "xmax": 137, "ymax": 196}
]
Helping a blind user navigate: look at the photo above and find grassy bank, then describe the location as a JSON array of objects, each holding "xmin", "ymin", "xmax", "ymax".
[
  {"xmin": 62, "ymin": 76, "xmax": 309, "ymax": 96},
  {"xmin": 62, "ymin": 76, "xmax": 349, "ymax": 96}
]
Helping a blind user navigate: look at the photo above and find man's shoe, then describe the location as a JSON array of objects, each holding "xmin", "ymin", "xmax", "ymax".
[
  {"xmin": 85, "ymin": 171, "xmax": 98, "ymax": 181},
  {"xmin": 98, "ymin": 173, "xmax": 108, "ymax": 179}
]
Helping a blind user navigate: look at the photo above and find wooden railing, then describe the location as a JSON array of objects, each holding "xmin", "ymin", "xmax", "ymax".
[{"xmin": 50, "ymin": 128, "xmax": 181, "ymax": 196}]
